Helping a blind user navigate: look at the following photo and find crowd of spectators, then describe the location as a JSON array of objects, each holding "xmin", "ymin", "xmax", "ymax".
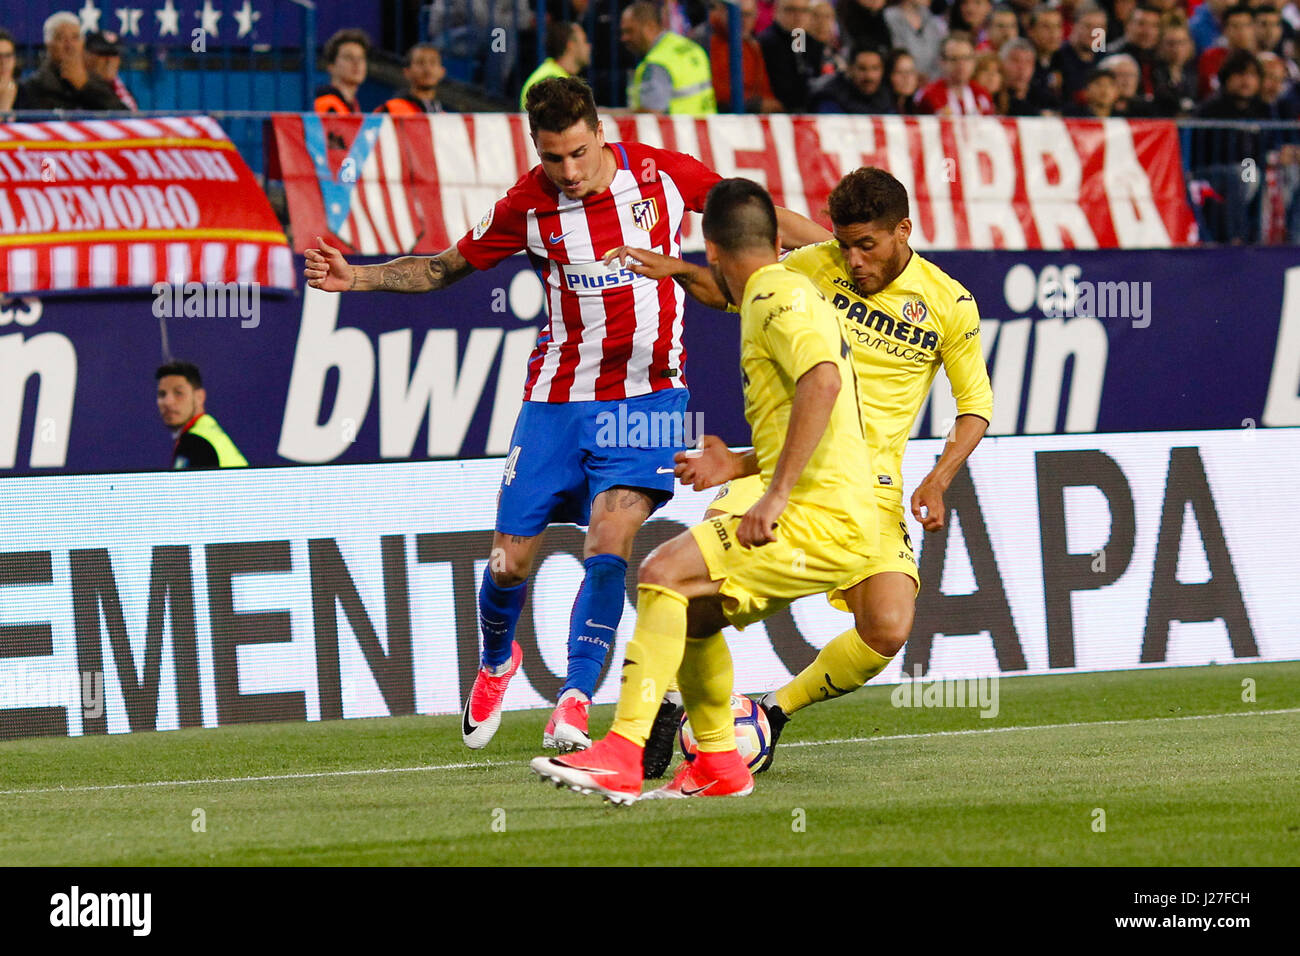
[
  {"xmin": 1, "ymin": 13, "xmax": 131, "ymax": 111},
  {"xmin": 3, "ymin": 3, "xmax": 1295, "ymax": 242},
  {"xmin": 5, "ymin": 2, "xmax": 1296, "ymax": 122},
  {"xmin": 631, "ymin": 0, "xmax": 1300, "ymax": 120}
]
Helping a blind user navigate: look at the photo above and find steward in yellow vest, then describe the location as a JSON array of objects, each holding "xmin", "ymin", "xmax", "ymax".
[
  {"xmin": 520, "ymin": 20, "xmax": 591, "ymax": 110},
  {"xmin": 621, "ymin": 2, "xmax": 716, "ymax": 114},
  {"xmin": 156, "ymin": 361, "xmax": 248, "ymax": 470}
]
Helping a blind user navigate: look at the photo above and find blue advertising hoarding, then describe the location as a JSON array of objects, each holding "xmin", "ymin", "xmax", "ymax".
[{"xmin": 2, "ymin": 248, "xmax": 1298, "ymax": 475}]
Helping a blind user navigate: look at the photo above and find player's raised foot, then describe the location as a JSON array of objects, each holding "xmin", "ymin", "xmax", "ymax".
[
  {"xmin": 543, "ymin": 689, "xmax": 591, "ymax": 752},
  {"xmin": 643, "ymin": 749, "xmax": 754, "ymax": 799},
  {"xmin": 462, "ymin": 641, "xmax": 523, "ymax": 750},
  {"xmin": 642, "ymin": 690, "xmax": 684, "ymax": 779},
  {"xmin": 530, "ymin": 733, "xmax": 644, "ymax": 805},
  {"xmin": 754, "ymin": 692, "xmax": 790, "ymax": 774}
]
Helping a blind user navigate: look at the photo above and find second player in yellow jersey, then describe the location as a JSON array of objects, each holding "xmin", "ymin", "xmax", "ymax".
[{"xmin": 606, "ymin": 166, "xmax": 994, "ymax": 773}]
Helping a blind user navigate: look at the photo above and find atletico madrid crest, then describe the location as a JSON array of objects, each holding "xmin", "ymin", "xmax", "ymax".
[{"xmin": 630, "ymin": 198, "xmax": 659, "ymax": 232}]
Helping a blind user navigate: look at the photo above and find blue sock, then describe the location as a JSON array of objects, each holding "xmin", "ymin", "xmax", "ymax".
[
  {"xmin": 561, "ymin": 554, "xmax": 628, "ymax": 699},
  {"xmin": 478, "ymin": 566, "xmax": 526, "ymax": 669}
]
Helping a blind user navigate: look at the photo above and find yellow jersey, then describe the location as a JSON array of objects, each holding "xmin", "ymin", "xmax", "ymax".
[
  {"xmin": 779, "ymin": 241, "xmax": 993, "ymax": 493},
  {"xmin": 738, "ymin": 262, "xmax": 875, "ymax": 534}
]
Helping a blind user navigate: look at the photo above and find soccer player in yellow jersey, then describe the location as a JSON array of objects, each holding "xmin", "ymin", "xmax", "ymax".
[
  {"xmin": 603, "ymin": 166, "xmax": 994, "ymax": 774},
  {"xmin": 531, "ymin": 178, "xmax": 895, "ymax": 802}
]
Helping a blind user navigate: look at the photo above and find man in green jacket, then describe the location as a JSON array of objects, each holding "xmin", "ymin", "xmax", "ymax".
[
  {"xmin": 621, "ymin": 1, "xmax": 717, "ymax": 114},
  {"xmin": 156, "ymin": 361, "xmax": 248, "ymax": 469},
  {"xmin": 520, "ymin": 20, "xmax": 591, "ymax": 110}
]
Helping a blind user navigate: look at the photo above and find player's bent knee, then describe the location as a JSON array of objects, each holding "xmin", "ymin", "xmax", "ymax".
[
  {"xmin": 637, "ymin": 550, "xmax": 676, "ymax": 589},
  {"xmin": 855, "ymin": 607, "xmax": 912, "ymax": 657}
]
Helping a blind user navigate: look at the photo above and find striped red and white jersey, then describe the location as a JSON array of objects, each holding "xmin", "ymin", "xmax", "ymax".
[{"xmin": 456, "ymin": 141, "xmax": 719, "ymax": 403}]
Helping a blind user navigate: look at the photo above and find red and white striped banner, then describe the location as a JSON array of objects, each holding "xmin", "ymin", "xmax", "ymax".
[
  {"xmin": 0, "ymin": 115, "xmax": 293, "ymax": 294},
  {"xmin": 272, "ymin": 113, "xmax": 1198, "ymax": 256}
]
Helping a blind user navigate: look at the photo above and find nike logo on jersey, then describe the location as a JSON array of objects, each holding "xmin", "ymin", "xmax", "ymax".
[
  {"xmin": 656, "ymin": 467, "xmax": 675, "ymax": 473},
  {"xmin": 547, "ymin": 230, "xmax": 574, "ymax": 244},
  {"xmin": 585, "ymin": 619, "xmax": 616, "ymax": 631}
]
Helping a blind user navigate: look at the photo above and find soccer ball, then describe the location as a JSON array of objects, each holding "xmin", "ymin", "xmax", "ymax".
[{"xmin": 678, "ymin": 694, "xmax": 772, "ymax": 771}]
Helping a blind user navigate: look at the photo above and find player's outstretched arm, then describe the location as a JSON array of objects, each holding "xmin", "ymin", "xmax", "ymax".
[
  {"xmin": 773, "ymin": 206, "xmax": 833, "ymax": 249},
  {"xmin": 604, "ymin": 246, "xmax": 728, "ymax": 309},
  {"xmin": 738, "ymin": 361, "xmax": 840, "ymax": 548},
  {"xmin": 305, "ymin": 238, "xmax": 475, "ymax": 293}
]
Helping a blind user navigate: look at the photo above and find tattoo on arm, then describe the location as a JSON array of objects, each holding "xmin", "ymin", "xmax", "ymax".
[
  {"xmin": 365, "ymin": 247, "xmax": 474, "ymax": 293},
  {"xmin": 375, "ymin": 257, "xmax": 439, "ymax": 292}
]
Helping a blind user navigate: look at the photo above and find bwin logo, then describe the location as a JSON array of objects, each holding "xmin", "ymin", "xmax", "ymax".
[{"xmin": 50, "ymin": 886, "xmax": 151, "ymax": 936}]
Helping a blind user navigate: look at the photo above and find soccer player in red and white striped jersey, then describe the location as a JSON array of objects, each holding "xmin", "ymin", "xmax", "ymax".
[{"xmin": 305, "ymin": 76, "xmax": 829, "ymax": 765}]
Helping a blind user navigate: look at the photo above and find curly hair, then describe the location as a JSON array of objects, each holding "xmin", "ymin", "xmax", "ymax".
[{"xmin": 826, "ymin": 167, "xmax": 909, "ymax": 230}]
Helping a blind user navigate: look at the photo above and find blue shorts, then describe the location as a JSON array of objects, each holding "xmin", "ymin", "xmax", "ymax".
[{"xmin": 496, "ymin": 389, "xmax": 692, "ymax": 535}]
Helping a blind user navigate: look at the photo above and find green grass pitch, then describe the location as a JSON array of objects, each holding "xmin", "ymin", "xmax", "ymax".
[{"xmin": 2, "ymin": 661, "xmax": 1297, "ymax": 866}]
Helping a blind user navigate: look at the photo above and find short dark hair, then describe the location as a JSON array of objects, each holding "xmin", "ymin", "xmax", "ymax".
[
  {"xmin": 1222, "ymin": 4, "xmax": 1254, "ymax": 23},
  {"xmin": 625, "ymin": 1, "xmax": 664, "ymax": 27},
  {"xmin": 702, "ymin": 178, "xmax": 777, "ymax": 253},
  {"xmin": 325, "ymin": 28, "xmax": 370, "ymax": 65},
  {"xmin": 1252, "ymin": 4, "xmax": 1279, "ymax": 16},
  {"xmin": 1028, "ymin": 5, "xmax": 1061, "ymax": 27},
  {"xmin": 827, "ymin": 167, "xmax": 909, "ymax": 230},
  {"xmin": 156, "ymin": 360, "xmax": 202, "ymax": 389},
  {"xmin": 546, "ymin": 20, "xmax": 578, "ymax": 60},
  {"xmin": 848, "ymin": 44, "xmax": 886, "ymax": 66},
  {"xmin": 403, "ymin": 42, "xmax": 439, "ymax": 68},
  {"xmin": 1219, "ymin": 48, "xmax": 1261, "ymax": 84},
  {"xmin": 1085, "ymin": 66, "xmax": 1117, "ymax": 85},
  {"xmin": 526, "ymin": 75, "xmax": 599, "ymax": 136}
]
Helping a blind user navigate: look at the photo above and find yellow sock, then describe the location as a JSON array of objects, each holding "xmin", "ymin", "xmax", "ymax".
[
  {"xmin": 677, "ymin": 632, "xmax": 734, "ymax": 752},
  {"xmin": 609, "ymin": 584, "xmax": 689, "ymax": 746},
  {"xmin": 775, "ymin": 628, "xmax": 892, "ymax": 715}
]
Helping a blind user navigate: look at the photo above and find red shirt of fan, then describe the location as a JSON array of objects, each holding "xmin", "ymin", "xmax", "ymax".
[{"xmin": 914, "ymin": 80, "xmax": 996, "ymax": 115}]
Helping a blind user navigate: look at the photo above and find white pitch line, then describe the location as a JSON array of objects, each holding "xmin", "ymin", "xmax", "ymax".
[
  {"xmin": 782, "ymin": 706, "xmax": 1300, "ymax": 749},
  {"xmin": 1, "ymin": 708, "xmax": 1295, "ymax": 797},
  {"xmin": 0, "ymin": 759, "xmax": 513, "ymax": 796}
]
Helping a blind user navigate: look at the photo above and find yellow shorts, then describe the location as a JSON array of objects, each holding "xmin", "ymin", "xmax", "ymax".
[
  {"xmin": 690, "ymin": 495, "xmax": 877, "ymax": 630},
  {"xmin": 708, "ymin": 474, "xmax": 920, "ymax": 606}
]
